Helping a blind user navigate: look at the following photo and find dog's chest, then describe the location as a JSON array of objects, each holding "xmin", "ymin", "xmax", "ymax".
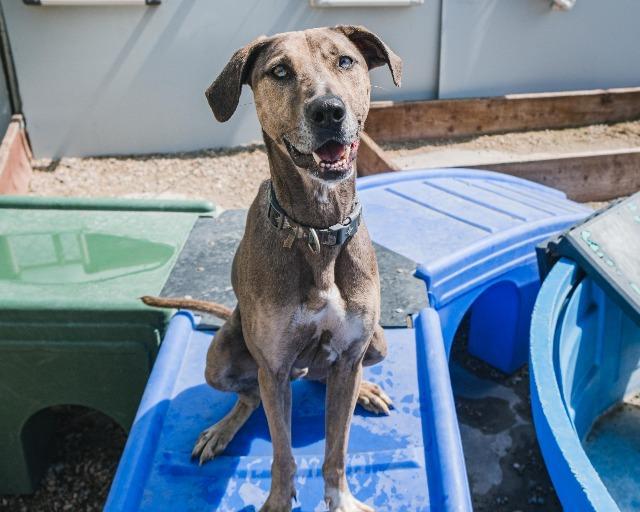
[{"xmin": 294, "ymin": 285, "xmax": 365, "ymax": 360}]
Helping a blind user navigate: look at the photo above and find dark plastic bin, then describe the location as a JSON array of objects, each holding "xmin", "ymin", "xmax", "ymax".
[{"xmin": 0, "ymin": 196, "xmax": 213, "ymax": 494}]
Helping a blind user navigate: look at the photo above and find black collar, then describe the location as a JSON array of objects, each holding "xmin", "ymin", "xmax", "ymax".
[{"xmin": 267, "ymin": 182, "xmax": 362, "ymax": 253}]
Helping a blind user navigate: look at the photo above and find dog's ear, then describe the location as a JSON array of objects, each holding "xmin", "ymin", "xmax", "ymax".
[
  {"xmin": 205, "ymin": 36, "xmax": 270, "ymax": 122},
  {"xmin": 333, "ymin": 25, "xmax": 402, "ymax": 87}
]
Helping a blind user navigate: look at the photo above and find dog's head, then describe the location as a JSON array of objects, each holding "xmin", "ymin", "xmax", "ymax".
[{"xmin": 206, "ymin": 26, "xmax": 401, "ymax": 182}]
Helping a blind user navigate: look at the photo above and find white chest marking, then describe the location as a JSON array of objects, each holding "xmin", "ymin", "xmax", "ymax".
[
  {"xmin": 294, "ymin": 285, "xmax": 364, "ymax": 361},
  {"xmin": 313, "ymin": 184, "xmax": 330, "ymax": 204}
]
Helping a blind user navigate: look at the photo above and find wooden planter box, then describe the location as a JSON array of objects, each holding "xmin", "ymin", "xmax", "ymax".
[{"xmin": 0, "ymin": 115, "xmax": 32, "ymax": 195}]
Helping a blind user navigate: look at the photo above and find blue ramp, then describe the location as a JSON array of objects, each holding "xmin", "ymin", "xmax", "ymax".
[{"xmin": 106, "ymin": 310, "xmax": 471, "ymax": 511}]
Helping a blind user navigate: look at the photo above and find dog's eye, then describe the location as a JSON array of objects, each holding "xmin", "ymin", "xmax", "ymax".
[
  {"xmin": 338, "ymin": 56, "xmax": 354, "ymax": 69},
  {"xmin": 272, "ymin": 64, "xmax": 289, "ymax": 79}
]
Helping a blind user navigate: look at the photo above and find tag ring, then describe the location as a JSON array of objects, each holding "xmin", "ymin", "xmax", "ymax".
[{"xmin": 307, "ymin": 228, "xmax": 320, "ymax": 254}]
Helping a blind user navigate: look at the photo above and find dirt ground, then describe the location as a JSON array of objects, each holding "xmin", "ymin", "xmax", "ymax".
[
  {"xmin": 11, "ymin": 122, "xmax": 631, "ymax": 511},
  {"xmin": 383, "ymin": 120, "xmax": 640, "ymax": 170}
]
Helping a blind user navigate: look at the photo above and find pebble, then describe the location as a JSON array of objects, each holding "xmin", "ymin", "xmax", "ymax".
[{"xmin": 527, "ymin": 495, "xmax": 546, "ymax": 505}]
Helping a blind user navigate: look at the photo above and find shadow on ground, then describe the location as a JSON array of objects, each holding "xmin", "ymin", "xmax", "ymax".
[{"xmin": 450, "ymin": 316, "xmax": 561, "ymax": 512}]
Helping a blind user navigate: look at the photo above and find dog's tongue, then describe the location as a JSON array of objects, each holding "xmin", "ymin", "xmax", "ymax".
[{"xmin": 314, "ymin": 141, "xmax": 347, "ymax": 163}]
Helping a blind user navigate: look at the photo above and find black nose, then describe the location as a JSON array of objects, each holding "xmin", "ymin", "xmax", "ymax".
[{"xmin": 305, "ymin": 94, "xmax": 346, "ymax": 130}]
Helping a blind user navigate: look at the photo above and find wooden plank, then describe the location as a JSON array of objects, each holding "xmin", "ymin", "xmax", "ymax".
[
  {"xmin": 366, "ymin": 87, "xmax": 640, "ymax": 143},
  {"xmin": 0, "ymin": 115, "xmax": 32, "ymax": 195},
  {"xmin": 357, "ymin": 131, "xmax": 400, "ymax": 176},
  {"xmin": 481, "ymin": 149, "xmax": 640, "ymax": 202}
]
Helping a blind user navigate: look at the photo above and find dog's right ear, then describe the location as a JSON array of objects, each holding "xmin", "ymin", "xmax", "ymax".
[{"xmin": 205, "ymin": 36, "xmax": 269, "ymax": 122}]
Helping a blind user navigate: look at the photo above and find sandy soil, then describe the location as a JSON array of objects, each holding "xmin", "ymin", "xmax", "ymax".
[{"xmin": 30, "ymin": 144, "xmax": 270, "ymax": 210}]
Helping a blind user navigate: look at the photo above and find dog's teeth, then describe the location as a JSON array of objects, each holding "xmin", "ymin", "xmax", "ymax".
[{"xmin": 312, "ymin": 153, "xmax": 322, "ymax": 165}]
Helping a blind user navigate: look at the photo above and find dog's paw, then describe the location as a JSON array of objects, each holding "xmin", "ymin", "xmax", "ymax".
[
  {"xmin": 357, "ymin": 381, "xmax": 393, "ymax": 415},
  {"xmin": 258, "ymin": 491, "xmax": 295, "ymax": 512},
  {"xmin": 191, "ymin": 424, "xmax": 234, "ymax": 465},
  {"xmin": 326, "ymin": 488, "xmax": 374, "ymax": 512}
]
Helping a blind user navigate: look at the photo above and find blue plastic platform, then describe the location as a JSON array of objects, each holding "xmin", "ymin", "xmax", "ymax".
[
  {"xmin": 106, "ymin": 309, "xmax": 472, "ymax": 512},
  {"xmin": 358, "ymin": 168, "xmax": 591, "ymax": 373},
  {"xmin": 530, "ymin": 258, "xmax": 640, "ymax": 511}
]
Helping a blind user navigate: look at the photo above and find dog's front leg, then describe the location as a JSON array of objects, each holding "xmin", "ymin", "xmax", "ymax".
[
  {"xmin": 323, "ymin": 357, "xmax": 373, "ymax": 512},
  {"xmin": 258, "ymin": 366, "xmax": 296, "ymax": 512}
]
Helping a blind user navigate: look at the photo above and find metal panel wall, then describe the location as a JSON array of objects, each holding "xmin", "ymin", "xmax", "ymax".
[
  {"xmin": 439, "ymin": 0, "xmax": 640, "ymax": 99},
  {"xmin": 3, "ymin": 0, "xmax": 441, "ymax": 158}
]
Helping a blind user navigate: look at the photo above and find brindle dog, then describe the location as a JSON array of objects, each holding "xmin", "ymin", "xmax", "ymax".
[{"xmin": 143, "ymin": 25, "xmax": 401, "ymax": 512}]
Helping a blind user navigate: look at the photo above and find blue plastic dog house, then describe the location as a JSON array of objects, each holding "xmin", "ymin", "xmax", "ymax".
[
  {"xmin": 358, "ymin": 169, "xmax": 590, "ymax": 373},
  {"xmin": 530, "ymin": 258, "xmax": 640, "ymax": 511}
]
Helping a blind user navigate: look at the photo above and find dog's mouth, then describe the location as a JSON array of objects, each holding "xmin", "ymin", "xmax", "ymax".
[
  {"xmin": 312, "ymin": 139, "xmax": 358, "ymax": 172},
  {"xmin": 284, "ymin": 138, "xmax": 359, "ymax": 181}
]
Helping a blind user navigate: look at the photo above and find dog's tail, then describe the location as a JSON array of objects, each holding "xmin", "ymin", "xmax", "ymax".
[{"xmin": 140, "ymin": 295, "xmax": 233, "ymax": 320}]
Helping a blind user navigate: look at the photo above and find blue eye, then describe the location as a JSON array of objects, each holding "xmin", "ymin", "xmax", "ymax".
[
  {"xmin": 272, "ymin": 64, "xmax": 289, "ymax": 79},
  {"xmin": 338, "ymin": 56, "xmax": 354, "ymax": 69}
]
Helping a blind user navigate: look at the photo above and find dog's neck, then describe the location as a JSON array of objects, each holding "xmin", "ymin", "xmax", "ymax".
[{"xmin": 263, "ymin": 132, "xmax": 356, "ymax": 228}]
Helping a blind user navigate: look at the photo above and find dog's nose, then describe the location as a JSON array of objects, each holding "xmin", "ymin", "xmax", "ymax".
[{"xmin": 305, "ymin": 94, "xmax": 346, "ymax": 130}]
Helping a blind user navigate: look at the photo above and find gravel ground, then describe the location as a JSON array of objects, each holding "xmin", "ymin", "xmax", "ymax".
[{"xmin": 0, "ymin": 407, "xmax": 126, "ymax": 512}]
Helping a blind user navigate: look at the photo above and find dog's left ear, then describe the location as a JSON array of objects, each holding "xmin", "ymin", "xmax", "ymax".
[
  {"xmin": 205, "ymin": 36, "xmax": 270, "ymax": 122},
  {"xmin": 333, "ymin": 25, "xmax": 402, "ymax": 87}
]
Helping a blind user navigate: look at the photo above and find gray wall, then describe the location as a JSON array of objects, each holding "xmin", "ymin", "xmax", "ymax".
[
  {"xmin": 3, "ymin": 0, "xmax": 441, "ymax": 158},
  {"xmin": 3, "ymin": 0, "xmax": 640, "ymax": 158},
  {"xmin": 439, "ymin": 0, "xmax": 640, "ymax": 98}
]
